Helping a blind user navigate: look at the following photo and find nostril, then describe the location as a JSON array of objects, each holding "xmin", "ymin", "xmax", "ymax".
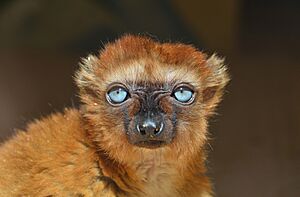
[
  {"xmin": 137, "ymin": 124, "xmax": 146, "ymax": 135},
  {"xmin": 154, "ymin": 122, "xmax": 164, "ymax": 135},
  {"xmin": 154, "ymin": 127, "xmax": 160, "ymax": 135}
]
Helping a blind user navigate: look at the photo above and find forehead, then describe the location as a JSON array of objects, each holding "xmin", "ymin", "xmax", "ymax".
[
  {"xmin": 101, "ymin": 58, "xmax": 203, "ymax": 89},
  {"xmin": 91, "ymin": 35, "xmax": 210, "ymax": 90}
]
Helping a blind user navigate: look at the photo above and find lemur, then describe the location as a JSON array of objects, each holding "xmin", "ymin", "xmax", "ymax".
[{"xmin": 0, "ymin": 35, "xmax": 229, "ymax": 197}]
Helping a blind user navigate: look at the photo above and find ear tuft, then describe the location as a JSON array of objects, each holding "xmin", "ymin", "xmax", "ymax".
[
  {"xmin": 74, "ymin": 55, "xmax": 103, "ymax": 102},
  {"xmin": 75, "ymin": 55, "xmax": 99, "ymax": 90},
  {"xmin": 202, "ymin": 54, "xmax": 230, "ymax": 114},
  {"xmin": 205, "ymin": 54, "xmax": 229, "ymax": 89}
]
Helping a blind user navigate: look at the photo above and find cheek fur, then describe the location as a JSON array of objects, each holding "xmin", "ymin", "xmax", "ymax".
[
  {"xmin": 159, "ymin": 97, "xmax": 173, "ymax": 114},
  {"xmin": 158, "ymin": 97, "xmax": 178, "ymax": 131},
  {"xmin": 102, "ymin": 98, "xmax": 141, "ymax": 135},
  {"xmin": 127, "ymin": 98, "xmax": 141, "ymax": 117}
]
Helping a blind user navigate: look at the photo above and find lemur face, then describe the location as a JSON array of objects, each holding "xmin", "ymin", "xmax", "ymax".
[
  {"xmin": 76, "ymin": 35, "xmax": 229, "ymax": 163},
  {"xmin": 105, "ymin": 80, "xmax": 197, "ymax": 149}
]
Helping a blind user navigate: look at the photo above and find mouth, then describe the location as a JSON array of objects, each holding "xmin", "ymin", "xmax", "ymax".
[{"xmin": 134, "ymin": 140, "xmax": 167, "ymax": 149}]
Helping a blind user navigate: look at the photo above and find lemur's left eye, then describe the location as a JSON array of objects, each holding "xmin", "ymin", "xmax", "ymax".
[
  {"xmin": 173, "ymin": 86, "xmax": 194, "ymax": 103},
  {"xmin": 106, "ymin": 86, "xmax": 129, "ymax": 105}
]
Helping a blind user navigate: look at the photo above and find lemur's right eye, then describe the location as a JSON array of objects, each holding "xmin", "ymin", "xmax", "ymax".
[{"xmin": 106, "ymin": 86, "xmax": 129, "ymax": 105}]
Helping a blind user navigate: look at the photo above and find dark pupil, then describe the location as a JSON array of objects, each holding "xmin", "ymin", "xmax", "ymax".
[{"xmin": 115, "ymin": 88, "xmax": 122, "ymax": 94}]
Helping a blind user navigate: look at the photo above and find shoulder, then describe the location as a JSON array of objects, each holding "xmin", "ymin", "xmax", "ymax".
[
  {"xmin": 0, "ymin": 108, "xmax": 102, "ymax": 196},
  {"xmin": 0, "ymin": 108, "xmax": 84, "ymax": 158}
]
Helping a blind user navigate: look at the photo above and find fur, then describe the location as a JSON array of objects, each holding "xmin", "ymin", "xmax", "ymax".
[{"xmin": 0, "ymin": 35, "xmax": 229, "ymax": 196}]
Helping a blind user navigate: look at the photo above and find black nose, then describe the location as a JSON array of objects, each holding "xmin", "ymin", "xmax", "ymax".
[{"xmin": 137, "ymin": 119, "xmax": 164, "ymax": 136}]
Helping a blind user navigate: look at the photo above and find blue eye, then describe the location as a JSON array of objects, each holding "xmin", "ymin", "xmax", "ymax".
[
  {"xmin": 173, "ymin": 86, "xmax": 194, "ymax": 103},
  {"xmin": 107, "ymin": 86, "xmax": 129, "ymax": 104}
]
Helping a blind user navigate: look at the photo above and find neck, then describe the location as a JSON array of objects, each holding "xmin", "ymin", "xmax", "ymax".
[{"xmin": 96, "ymin": 147, "xmax": 212, "ymax": 197}]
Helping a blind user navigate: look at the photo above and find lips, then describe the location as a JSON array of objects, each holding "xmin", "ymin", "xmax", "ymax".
[{"xmin": 134, "ymin": 140, "xmax": 167, "ymax": 149}]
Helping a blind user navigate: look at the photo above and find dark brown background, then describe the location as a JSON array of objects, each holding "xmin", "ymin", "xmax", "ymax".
[{"xmin": 0, "ymin": 0, "xmax": 299, "ymax": 196}]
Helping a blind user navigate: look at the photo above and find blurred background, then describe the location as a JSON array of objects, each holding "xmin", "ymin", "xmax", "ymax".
[{"xmin": 0, "ymin": 0, "xmax": 299, "ymax": 196}]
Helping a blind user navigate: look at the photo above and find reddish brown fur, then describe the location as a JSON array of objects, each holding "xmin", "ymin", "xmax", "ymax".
[{"xmin": 0, "ymin": 35, "xmax": 229, "ymax": 196}]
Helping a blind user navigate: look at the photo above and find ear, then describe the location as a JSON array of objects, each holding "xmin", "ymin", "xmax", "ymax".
[
  {"xmin": 75, "ymin": 55, "xmax": 101, "ymax": 101},
  {"xmin": 202, "ymin": 54, "xmax": 230, "ymax": 115}
]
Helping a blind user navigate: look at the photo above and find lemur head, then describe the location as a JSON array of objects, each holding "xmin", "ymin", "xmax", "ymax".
[{"xmin": 76, "ymin": 35, "xmax": 229, "ymax": 164}]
